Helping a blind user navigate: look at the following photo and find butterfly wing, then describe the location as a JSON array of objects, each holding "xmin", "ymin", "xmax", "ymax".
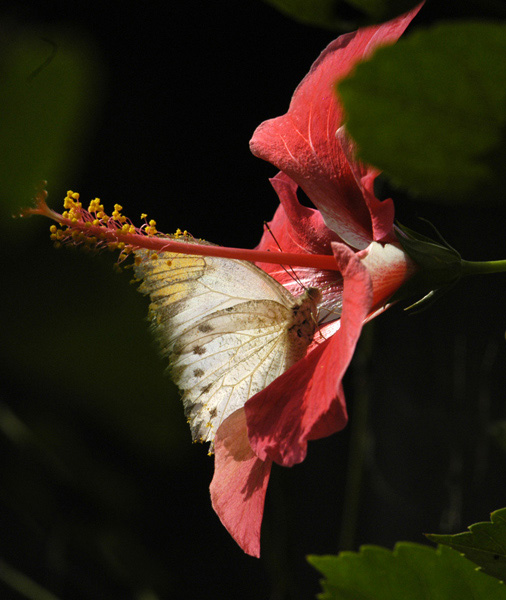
[{"xmin": 134, "ymin": 247, "xmax": 318, "ymax": 444}]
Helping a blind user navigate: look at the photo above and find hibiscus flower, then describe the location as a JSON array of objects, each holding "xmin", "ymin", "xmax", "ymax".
[
  {"xmin": 209, "ymin": 6, "xmax": 423, "ymax": 557},
  {"xmin": 23, "ymin": 5, "xmax": 423, "ymax": 560}
]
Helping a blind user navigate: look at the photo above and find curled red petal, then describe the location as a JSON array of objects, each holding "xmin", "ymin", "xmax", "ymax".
[
  {"xmin": 259, "ymin": 172, "xmax": 342, "ymax": 255},
  {"xmin": 210, "ymin": 408, "xmax": 272, "ymax": 558},
  {"xmin": 245, "ymin": 242, "xmax": 373, "ymax": 467},
  {"xmin": 250, "ymin": 6, "xmax": 423, "ymax": 248},
  {"xmin": 357, "ymin": 241, "xmax": 417, "ymax": 311}
]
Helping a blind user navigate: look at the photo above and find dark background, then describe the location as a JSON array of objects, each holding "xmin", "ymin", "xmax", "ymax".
[{"xmin": 1, "ymin": 1, "xmax": 506, "ymax": 598}]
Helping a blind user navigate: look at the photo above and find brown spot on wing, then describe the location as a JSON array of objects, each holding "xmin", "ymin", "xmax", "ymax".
[{"xmin": 193, "ymin": 345, "xmax": 206, "ymax": 355}]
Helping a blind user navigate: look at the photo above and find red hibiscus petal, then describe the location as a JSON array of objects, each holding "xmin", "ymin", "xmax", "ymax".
[
  {"xmin": 245, "ymin": 242, "xmax": 373, "ymax": 467},
  {"xmin": 210, "ymin": 408, "xmax": 272, "ymax": 558},
  {"xmin": 250, "ymin": 6, "xmax": 422, "ymax": 249},
  {"xmin": 255, "ymin": 172, "xmax": 343, "ymax": 311},
  {"xmin": 260, "ymin": 172, "xmax": 342, "ymax": 254},
  {"xmin": 357, "ymin": 241, "xmax": 417, "ymax": 311},
  {"xmin": 334, "ymin": 127, "xmax": 395, "ymax": 243}
]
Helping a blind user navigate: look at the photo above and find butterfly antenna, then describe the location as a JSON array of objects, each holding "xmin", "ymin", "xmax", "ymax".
[
  {"xmin": 263, "ymin": 221, "xmax": 306, "ymax": 292},
  {"xmin": 312, "ymin": 278, "xmax": 344, "ymax": 340}
]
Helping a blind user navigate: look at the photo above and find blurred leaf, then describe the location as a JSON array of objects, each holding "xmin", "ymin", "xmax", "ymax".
[
  {"xmin": 490, "ymin": 420, "xmax": 506, "ymax": 452},
  {"xmin": 427, "ymin": 508, "xmax": 506, "ymax": 581},
  {"xmin": 0, "ymin": 558, "xmax": 62, "ymax": 600},
  {"xmin": 0, "ymin": 26, "xmax": 103, "ymax": 230},
  {"xmin": 308, "ymin": 543, "xmax": 506, "ymax": 599},
  {"xmin": 262, "ymin": 0, "xmax": 355, "ymax": 29},
  {"xmin": 337, "ymin": 22, "xmax": 506, "ymax": 202},
  {"xmin": 0, "ymin": 240, "xmax": 188, "ymax": 461},
  {"xmin": 262, "ymin": 0, "xmax": 421, "ymax": 29},
  {"xmin": 346, "ymin": 0, "xmax": 421, "ymax": 21}
]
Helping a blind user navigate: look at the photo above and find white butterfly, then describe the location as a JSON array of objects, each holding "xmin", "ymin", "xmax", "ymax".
[{"xmin": 134, "ymin": 242, "xmax": 321, "ymax": 446}]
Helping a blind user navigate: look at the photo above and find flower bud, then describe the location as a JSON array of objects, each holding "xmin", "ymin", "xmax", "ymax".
[{"xmin": 391, "ymin": 222, "xmax": 463, "ymax": 312}]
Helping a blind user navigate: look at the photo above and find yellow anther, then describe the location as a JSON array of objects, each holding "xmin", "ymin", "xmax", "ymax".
[
  {"xmin": 88, "ymin": 199, "xmax": 101, "ymax": 212},
  {"xmin": 49, "ymin": 225, "xmax": 57, "ymax": 234},
  {"xmin": 71, "ymin": 192, "xmax": 80, "ymax": 200},
  {"xmin": 149, "ymin": 219, "xmax": 156, "ymax": 227},
  {"xmin": 117, "ymin": 242, "xmax": 125, "ymax": 250},
  {"xmin": 151, "ymin": 253, "xmax": 158, "ymax": 260},
  {"xmin": 140, "ymin": 213, "xmax": 147, "ymax": 220},
  {"xmin": 114, "ymin": 204, "xmax": 123, "ymax": 212}
]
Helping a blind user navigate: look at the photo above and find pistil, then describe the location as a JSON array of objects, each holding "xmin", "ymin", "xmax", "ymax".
[{"xmin": 21, "ymin": 187, "xmax": 340, "ymax": 272}]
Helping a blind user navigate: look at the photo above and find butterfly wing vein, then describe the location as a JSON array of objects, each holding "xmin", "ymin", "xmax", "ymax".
[{"xmin": 134, "ymin": 249, "xmax": 316, "ymax": 444}]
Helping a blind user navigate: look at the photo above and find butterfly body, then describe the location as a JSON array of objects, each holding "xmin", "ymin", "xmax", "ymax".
[{"xmin": 134, "ymin": 242, "xmax": 321, "ymax": 445}]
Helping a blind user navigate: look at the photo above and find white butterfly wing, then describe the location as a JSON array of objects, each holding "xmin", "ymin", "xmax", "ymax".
[{"xmin": 134, "ymin": 246, "xmax": 319, "ymax": 444}]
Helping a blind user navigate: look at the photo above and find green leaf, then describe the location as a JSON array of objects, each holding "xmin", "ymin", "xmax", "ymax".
[
  {"xmin": 337, "ymin": 22, "xmax": 506, "ymax": 203},
  {"xmin": 427, "ymin": 508, "xmax": 506, "ymax": 581},
  {"xmin": 308, "ymin": 543, "xmax": 506, "ymax": 599},
  {"xmin": 0, "ymin": 26, "xmax": 102, "ymax": 231},
  {"xmin": 261, "ymin": 0, "xmax": 420, "ymax": 29}
]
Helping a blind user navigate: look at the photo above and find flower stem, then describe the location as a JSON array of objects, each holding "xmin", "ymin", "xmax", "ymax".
[{"xmin": 461, "ymin": 259, "xmax": 506, "ymax": 277}]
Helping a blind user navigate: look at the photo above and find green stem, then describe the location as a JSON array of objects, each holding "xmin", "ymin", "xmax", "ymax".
[{"xmin": 461, "ymin": 259, "xmax": 506, "ymax": 277}]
